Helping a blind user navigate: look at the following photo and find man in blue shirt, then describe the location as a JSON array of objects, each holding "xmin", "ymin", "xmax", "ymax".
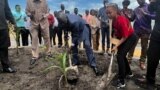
[
  {"xmin": 98, "ymin": 0, "xmax": 110, "ymax": 54},
  {"xmin": 57, "ymin": 12, "xmax": 100, "ymax": 76},
  {"xmin": 12, "ymin": 5, "xmax": 30, "ymax": 46}
]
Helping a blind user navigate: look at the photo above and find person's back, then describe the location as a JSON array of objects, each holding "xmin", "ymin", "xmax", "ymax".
[
  {"xmin": 67, "ymin": 14, "xmax": 87, "ymax": 39},
  {"xmin": 67, "ymin": 14, "xmax": 86, "ymax": 26}
]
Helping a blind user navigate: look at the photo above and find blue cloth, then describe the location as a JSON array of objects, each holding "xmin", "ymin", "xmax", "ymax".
[
  {"xmin": 67, "ymin": 14, "xmax": 96, "ymax": 67},
  {"xmin": 12, "ymin": 11, "xmax": 26, "ymax": 27}
]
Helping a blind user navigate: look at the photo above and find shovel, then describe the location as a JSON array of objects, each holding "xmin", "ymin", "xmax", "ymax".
[
  {"xmin": 107, "ymin": 52, "xmax": 115, "ymax": 80},
  {"xmin": 66, "ymin": 50, "xmax": 79, "ymax": 85}
]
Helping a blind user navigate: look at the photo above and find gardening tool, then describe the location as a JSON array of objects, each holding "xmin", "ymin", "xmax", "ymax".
[
  {"xmin": 107, "ymin": 52, "xmax": 115, "ymax": 80},
  {"xmin": 96, "ymin": 19, "xmax": 117, "ymax": 90},
  {"xmin": 107, "ymin": 19, "xmax": 117, "ymax": 80},
  {"xmin": 65, "ymin": 47, "xmax": 79, "ymax": 85}
]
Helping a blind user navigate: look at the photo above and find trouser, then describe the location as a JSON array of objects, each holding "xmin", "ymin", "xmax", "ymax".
[
  {"xmin": 0, "ymin": 47, "xmax": 10, "ymax": 68},
  {"xmin": 92, "ymin": 30, "xmax": 100, "ymax": 50},
  {"xmin": 101, "ymin": 27, "xmax": 110, "ymax": 50},
  {"xmin": 57, "ymin": 28, "xmax": 63, "ymax": 46},
  {"xmin": 128, "ymin": 34, "xmax": 149, "ymax": 62},
  {"xmin": 21, "ymin": 29, "xmax": 30, "ymax": 46},
  {"xmin": 53, "ymin": 27, "xmax": 58, "ymax": 45},
  {"xmin": 117, "ymin": 34, "xmax": 137, "ymax": 83},
  {"xmin": 16, "ymin": 27, "xmax": 30, "ymax": 46},
  {"xmin": 29, "ymin": 25, "xmax": 51, "ymax": 58},
  {"xmin": 57, "ymin": 27, "xmax": 69, "ymax": 46},
  {"xmin": 72, "ymin": 25, "xmax": 96, "ymax": 67},
  {"xmin": 38, "ymin": 27, "xmax": 43, "ymax": 45},
  {"xmin": 0, "ymin": 29, "xmax": 10, "ymax": 68},
  {"xmin": 146, "ymin": 39, "xmax": 160, "ymax": 84},
  {"xmin": 64, "ymin": 29, "xmax": 69, "ymax": 47},
  {"xmin": 49, "ymin": 25, "xmax": 54, "ymax": 46}
]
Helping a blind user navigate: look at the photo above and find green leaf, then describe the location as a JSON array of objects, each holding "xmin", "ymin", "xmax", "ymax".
[
  {"xmin": 44, "ymin": 66, "xmax": 62, "ymax": 73},
  {"xmin": 62, "ymin": 52, "xmax": 67, "ymax": 72}
]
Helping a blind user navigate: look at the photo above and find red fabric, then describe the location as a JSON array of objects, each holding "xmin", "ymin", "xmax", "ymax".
[
  {"xmin": 48, "ymin": 14, "xmax": 54, "ymax": 26},
  {"xmin": 113, "ymin": 15, "xmax": 134, "ymax": 39}
]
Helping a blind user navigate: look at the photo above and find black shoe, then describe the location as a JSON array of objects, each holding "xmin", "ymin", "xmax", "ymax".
[
  {"xmin": 30, "ymin": 57, "xmax": 38, "ymax": 65},
  {"xmin": 73, "ymin": 62, "xmax": 81, "ymax": 66},
  {"xmin": 91, "ymin": 66, "xmax": 100, "ymax": 76},
  {"xmin": 58, "ymin": 45, "xmax": 62, "ymax": 48},
  {"xmin": 3, "ymin": 67, "xmax": 16, "ymax": 73}
]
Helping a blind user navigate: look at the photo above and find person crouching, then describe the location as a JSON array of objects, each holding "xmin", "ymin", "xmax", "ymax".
[{"xmin": 106, "ymin": 3, "xmax": 137, "ymax": 88}]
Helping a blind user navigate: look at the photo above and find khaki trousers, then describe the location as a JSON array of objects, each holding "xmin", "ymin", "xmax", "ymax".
[
  {"xmin": 128, "ymin": 34, "xmax": 149, "ymax": 62},
  {"xmin": 92, "ymin": 30, "xmax": 100, "ymax": 51},
  {"xmin": 30, "ymin": 25, "xmax": 51, "ymax": 58}
]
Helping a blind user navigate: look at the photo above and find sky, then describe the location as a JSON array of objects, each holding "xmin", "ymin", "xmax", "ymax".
[{"xmin": 8, "ymin": 0, "xmax": 150, "ymax": 14}]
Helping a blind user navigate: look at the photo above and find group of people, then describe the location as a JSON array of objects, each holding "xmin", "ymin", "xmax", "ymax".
[{"xmin": 0, "ymin": 0, "xmax": 160, "ymax": 89}]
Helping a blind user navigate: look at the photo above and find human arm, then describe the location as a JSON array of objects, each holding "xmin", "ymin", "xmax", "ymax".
[{"xmin": 5, "ymin": 0, "xmax": 16, "ymax": 25}]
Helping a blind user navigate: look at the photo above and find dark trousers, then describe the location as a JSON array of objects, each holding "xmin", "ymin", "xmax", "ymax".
[
  {"xmin": 49, "ymin": 25, "xmax": 54, "ymax": 46},
  {"xmin": 146, "ymin": 40, "xmax": 160, "ymax": 84},
  {"xmin": 0, "ymin": 47, "xmax": 10, "ymax": 68},
  {"xmin": 16, "ymin": 27, "xmax": 30, "ymax": 46},
  {"xmin": 117, "ymin": 34, "xmax": 137, "ymax": 83},
  {"xmin": 0, "ymin": 30, "xmax": 11, "ymax": 68},
  {"xmin": 52, "ymin": 27, "xmax": 58, "ymax": 45},
  {"xmin": 64, "ymin": 29, "xmax": 69, "ymax": 47},
  {"xmin": 57, "ymin": 28, "xmax": 69, "ymax": 46},
  {"xmin": 101, "ymin": 27, "xmax": 110, "ymax": 49},
  {"xmin": 21, "ymin": 29, "xmax": 30, "ymax": 46},
  {"xmin": 57, "ymin": 28, "xmax": 63, "ymax": 46},
  {"xmin": 38, "ymin": 26, "xmax": 42, "ymax": 44},
  {"xmin": 72, "ymin": 25, "xmax": 96, "ymax": 67}
]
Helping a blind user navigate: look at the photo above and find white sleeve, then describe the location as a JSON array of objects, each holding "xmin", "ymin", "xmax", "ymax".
[{"xmin": 53, "ymin": 17, "xmax": 59, "ymax": 27}]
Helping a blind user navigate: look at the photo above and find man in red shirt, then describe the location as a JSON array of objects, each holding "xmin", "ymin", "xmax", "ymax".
[
  {"xmin": 106, "ymin": 3, "xmax": 137, "ymax": 88},
  {"xmin": 48, "ymin": 10, "xmax": 54, "ymax": 46}
]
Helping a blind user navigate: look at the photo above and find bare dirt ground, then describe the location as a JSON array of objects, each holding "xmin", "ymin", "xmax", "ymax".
[
  {"xmin": 0, "ymin": 47, "xmax": 113, "ymax": 90},
  {"xmin": 0, "ymin": 46, "xmax": 160, "ymax": 90}
]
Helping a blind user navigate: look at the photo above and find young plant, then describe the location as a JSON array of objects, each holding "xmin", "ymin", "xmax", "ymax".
[{"xmin": 44, "ymin": 52, "xmax": 68, "ymax": 89}]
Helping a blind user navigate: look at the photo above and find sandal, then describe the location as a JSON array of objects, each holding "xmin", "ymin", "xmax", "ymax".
[
  {"xmin": 30, "ymin": 57, "xmax": 38, "ymax": 65},
  {"xmin": 46, "ymin": 52, "xmax": 52, "ymax": 58},
  {"xmin": 139, "ymin": 62, "xmax": 146, "ymax": 70}
]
